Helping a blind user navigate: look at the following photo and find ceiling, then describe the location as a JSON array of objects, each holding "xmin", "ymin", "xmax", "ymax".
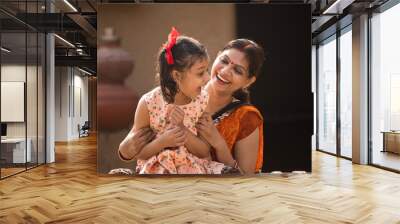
[{"xmin": 1, "ymin": 0, "xmax": 97, "ymax": 74}]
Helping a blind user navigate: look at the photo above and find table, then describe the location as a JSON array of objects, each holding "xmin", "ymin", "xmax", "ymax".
[{"xmin": 381, "ymin": 131, "xmax": 400, "ymax": 154}]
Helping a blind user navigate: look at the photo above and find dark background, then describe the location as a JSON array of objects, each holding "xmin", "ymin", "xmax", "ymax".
[{"xmin": 236, "ymin": 4, "xmax": 312, "ymax": 172}]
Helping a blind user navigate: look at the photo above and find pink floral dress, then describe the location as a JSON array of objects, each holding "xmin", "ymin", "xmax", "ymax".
[{"xmin": 136, "ymin": 87, "xmax": 226, "ymax": 174}]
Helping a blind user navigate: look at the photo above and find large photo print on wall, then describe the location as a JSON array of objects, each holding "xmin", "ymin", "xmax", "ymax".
[{"xmin": 97, "ymin": 3, "xmax": 312, "ymax": 175}]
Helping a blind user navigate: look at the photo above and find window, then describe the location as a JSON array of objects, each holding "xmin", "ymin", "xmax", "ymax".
[
  {"xmin": 339, "ymin": 28, "xmax": 352, "ymax": 158},
  {"xmin": 370, "ymin": 2, "xmax": 400, "ymax": 171},
  {"xmin": 0, "ymin": 2, "xmax": 47, "ymax": 179},
  {"xmin": 317, "ymin": 36, "xmax": 337, "ymax": 154}
]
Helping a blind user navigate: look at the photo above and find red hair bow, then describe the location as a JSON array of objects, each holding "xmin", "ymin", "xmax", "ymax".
[{"xmin": 164, "ymin": 27, "xmax": 180, "ymax": 65}]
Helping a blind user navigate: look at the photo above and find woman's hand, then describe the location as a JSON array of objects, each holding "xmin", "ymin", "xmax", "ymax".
[
  {"xmin": 158, "ymin": 126, "xmax": 187, "ymax": 148},
  {"xmin": 134, "ymin": 126, "xmax": 187, "ymax": 161},
  {"xmin": 168, "ymin": 106, "xmax": 185, "ymax": 128},
  {"xmin": 196, "ymin": 112, "xmax": 223, "ymax": 148},
  {"xmin": 196, "ymin": 112, "xmax": 237, "ymax": 168},
  {"xmin": 119, "ymin": 127, "xmax": 155, "ymax": 160}
]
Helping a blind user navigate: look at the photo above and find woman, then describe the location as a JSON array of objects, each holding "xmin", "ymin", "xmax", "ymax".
[
  {"xmin": 118, "ymin": 39, "xmax": 265, "ymax": 174},
  {"xmin": 196, "ymin": 39, "xmax": 264, "ymax": 174}
]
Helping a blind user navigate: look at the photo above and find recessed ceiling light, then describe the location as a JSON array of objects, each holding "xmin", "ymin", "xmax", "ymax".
[
  {"xmin": 1, "ymin": 47, "xmax": 11, "ymax": 53},
  {"xmin": 322, "ymin": 0, "xmax": 354, "ymax": 15},
  {"xmin": 63, "ymin": 0, "xmax": 78, "ymax": 12},
  {"xmin": 77, "ymin": 67, "xmax": 93, "ymax": 76},
  {"xmin": 54, "ymin": 34, "xmax": 75, "ymax": 48}
]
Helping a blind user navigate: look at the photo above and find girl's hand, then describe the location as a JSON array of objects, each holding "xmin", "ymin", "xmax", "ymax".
[
  {"xmin": 159, "ymin": 126, "xmax": 187, "ymax": 148},
  {"xmin": 196, "ymin": 112, "xmax": 222, "ymax": 148},
  {"xmin": 168, "ymin": 106, "xmax": 185, "ymax": 127}
]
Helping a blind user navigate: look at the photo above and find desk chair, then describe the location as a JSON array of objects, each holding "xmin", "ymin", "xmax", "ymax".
[{"xmin": 79, "ymin": 121, "xmax": 90, "ymax": 138}]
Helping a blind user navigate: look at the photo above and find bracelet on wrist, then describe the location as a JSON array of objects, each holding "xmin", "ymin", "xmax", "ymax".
[{"xmin": 232, "ymin": 160, "xmax": 239, "ymax": 169}]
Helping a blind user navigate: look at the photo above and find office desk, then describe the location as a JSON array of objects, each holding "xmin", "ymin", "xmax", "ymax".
[
  {"xmin": 381, "ymin": 131, "xmax": 400, "ymax": 154},
  {"xmin": 1, "ymin": 138, "xmax": 31, "ymax": 163}
]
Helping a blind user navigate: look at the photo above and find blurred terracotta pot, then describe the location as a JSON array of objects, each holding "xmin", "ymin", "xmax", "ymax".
[
  {"xmin": 98, "ymin": 47, "xmax": 134, "ymax": 84},
  {"xmin": 97, "ymin": 83, "xmax": 139, "ymax": 131}
]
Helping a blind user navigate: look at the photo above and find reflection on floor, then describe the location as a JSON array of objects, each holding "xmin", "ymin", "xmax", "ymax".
[
  {"xmin": 341, "ymin": 147, "xmax": 352, "ymax": 158},
  {"xmin": 0, "ymin": 167, "xmax": 25, "ymax": 178},
  {"xmin": 373, "ymin": 150, "xmax": 400, "ymax": 171},
  {"xmin": 0, "ymin": 163, "xmax": 43, "ymax": 179}
]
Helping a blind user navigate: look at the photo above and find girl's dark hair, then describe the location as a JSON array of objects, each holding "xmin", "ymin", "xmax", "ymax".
[
  {"xmin": 157, "ymin": 36, "xmax": 208, "ymax": 103},
  {"xmin": 222, "ymin": 39, "xmax": 265, "ymax": 103}
]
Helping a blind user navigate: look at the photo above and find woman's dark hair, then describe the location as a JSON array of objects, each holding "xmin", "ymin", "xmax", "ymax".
[
  {"xmin": 222, "ymin": 39, "xmax": 265, "ymax": 103},
  {"xmin": 157, "ymin": 36, "xmax": 208, "ymax": 103}
]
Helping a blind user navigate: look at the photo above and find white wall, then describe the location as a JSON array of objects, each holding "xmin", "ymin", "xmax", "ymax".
[
  {"xmin": 74, "ymin": 73, "xmax": 89, "ymax": 130},
  {"xmin": 55, "ymin": 67, "xmax": 69, "ymax": 141},
  {"xmin": 55, "ymin": 67, "xmax": 89, "ymax": 141}
]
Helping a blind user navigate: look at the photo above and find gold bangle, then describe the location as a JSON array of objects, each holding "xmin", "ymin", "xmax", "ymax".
[
  {"xmin": 233, "ymin": 160, "xmax": 239, "ymax": 169},
  {"xmin": 232, "ymin": 160, "xmax": 243, "ymax": 174}
]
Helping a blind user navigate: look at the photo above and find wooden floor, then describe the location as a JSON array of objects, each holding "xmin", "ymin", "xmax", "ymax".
[
  {"xmin": 1, "ymin": 135, "xmax": 400, "ymax": 223},
  {"xmin": 1, "ymin": 167, "xmax": 26, "ymax": 178},
  {"xmin": 1, "ymin": 163, "xmax": 45, "ymax": 178}
]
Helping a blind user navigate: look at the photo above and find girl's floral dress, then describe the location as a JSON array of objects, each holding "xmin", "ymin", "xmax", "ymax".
[{"xmin": 136, "ymin": 87, "xmax": 226, "ymax": 174}]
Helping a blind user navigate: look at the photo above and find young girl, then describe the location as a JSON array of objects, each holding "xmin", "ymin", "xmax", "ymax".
[{"xmin": 122, "ymin": 27, "xmax": 226, "ymax": 174}]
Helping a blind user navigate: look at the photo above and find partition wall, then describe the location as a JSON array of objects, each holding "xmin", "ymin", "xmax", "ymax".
[{"xmin": 0, "ymin": 1, "xmax": 46, "ymax": 179}]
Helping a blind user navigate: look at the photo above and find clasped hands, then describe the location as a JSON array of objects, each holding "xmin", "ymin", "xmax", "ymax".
[
  {"xmin": 158, "ymin": 105, "xmax": 188, "ymax": 149},
  {"xmin": 125, "ymin": 106, "xmax": 219, "ymax": 158}
]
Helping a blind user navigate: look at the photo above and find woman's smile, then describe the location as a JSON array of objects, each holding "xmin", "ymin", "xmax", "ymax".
[{"xmin": 216, "ymin": 73, "xmax": 231, "ymax": 85}]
